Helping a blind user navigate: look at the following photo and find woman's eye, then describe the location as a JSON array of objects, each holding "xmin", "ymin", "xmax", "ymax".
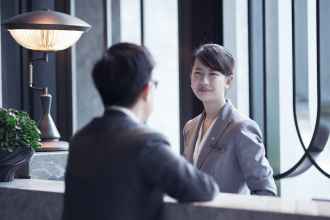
[{"xmin": 193, "ymin": 72, "xmax": 202, "ymax": 76}]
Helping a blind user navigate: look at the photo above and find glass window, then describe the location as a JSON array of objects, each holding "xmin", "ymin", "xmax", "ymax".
[{"xmin": 143, "ymin": 0, "xmax": 180, "ymax": 154}]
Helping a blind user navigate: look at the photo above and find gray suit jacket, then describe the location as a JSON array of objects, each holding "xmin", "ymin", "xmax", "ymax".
[{"xmin": 183, "ymin": 100, "xmax": 277, "ymax": 195}]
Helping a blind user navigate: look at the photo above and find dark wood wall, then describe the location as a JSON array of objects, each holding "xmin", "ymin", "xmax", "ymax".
[{"xmin": 178, "ymin": 0, "xmax": 223, "ymax": 150}]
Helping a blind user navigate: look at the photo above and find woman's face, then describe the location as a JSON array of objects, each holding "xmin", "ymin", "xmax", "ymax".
[{"xmin": 191, "ymin": 59, "xmax": 232, "ymax": 103}]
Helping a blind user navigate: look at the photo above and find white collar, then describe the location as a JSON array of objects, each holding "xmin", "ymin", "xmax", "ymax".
[{"xmin": 106, "ymin": 105, "xmax": 140, "ymax": 123}]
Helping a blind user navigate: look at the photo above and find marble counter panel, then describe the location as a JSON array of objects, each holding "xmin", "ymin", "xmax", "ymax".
[
  {"xmin": 16, "ymin": 152, "xmax": 68, "ymax": 181},
  {"xmin": 1, "ymin": 179, "xmax": 330, "ymax": 220},
  {"xmin": 30, "ymin": 152, "xmax": 68, "ymax": 180}
]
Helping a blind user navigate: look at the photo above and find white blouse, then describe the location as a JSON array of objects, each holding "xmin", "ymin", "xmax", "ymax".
[{"xmin": 193, "ymin": 117, "xmax": 218, "ymax": 166}]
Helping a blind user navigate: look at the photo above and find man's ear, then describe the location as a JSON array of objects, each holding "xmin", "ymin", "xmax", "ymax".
[{"xmin": 140, "ymin": 83, "xmax": 151, "ymax": 101}]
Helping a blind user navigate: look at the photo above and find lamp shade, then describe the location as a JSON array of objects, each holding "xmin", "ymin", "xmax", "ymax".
[{"xmin": 3, "ymin": 9, "xmax": 91, "ymax": 51}]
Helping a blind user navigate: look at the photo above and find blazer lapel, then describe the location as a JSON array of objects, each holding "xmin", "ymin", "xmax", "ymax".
[
  {"xmin": 196, "ymin": 101, "xmax": 234, "ymax": 168},
  {"xmin": 184, "ymin": 114, "xmax": 204, "ymax": 163}
]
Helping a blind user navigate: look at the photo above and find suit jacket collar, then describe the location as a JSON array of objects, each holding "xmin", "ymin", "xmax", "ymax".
[
  {"xmin": 195, "ymin": 100, "xmax": 234, "ymax": 168},
  {"xmin": 103, "ymin": 108, "xmax": 140, "ymax": 127},
  {"xmin": 104, "ymin": 108, "xmax": 128, "ymax": 117},
  {"xmin": 106, "ymin": 105, "xmax": 141, "ymax": 123},
  {"xmin": 184, "ymin": 114, "xmax": 203, "ymax": 163}
]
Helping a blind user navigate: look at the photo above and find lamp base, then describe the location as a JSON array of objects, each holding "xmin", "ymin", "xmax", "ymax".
[{"xmin": 36, "ymin": 140, "xmax": 69, "ymax": 152}]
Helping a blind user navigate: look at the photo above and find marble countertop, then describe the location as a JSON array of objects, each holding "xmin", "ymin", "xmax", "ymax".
[
  {"xmin": 0, "ymin": 179, "xmax": 64, "ymax": 193},
  {"xmin": 1, "ymin": 179, "xmax": 330, "ymax": 218},
  {"xmin": 196, "ymin": 193, "xmax": 330, "ymax": 217}
]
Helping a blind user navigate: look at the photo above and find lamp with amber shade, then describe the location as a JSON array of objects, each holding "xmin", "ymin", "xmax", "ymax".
[{"xmin": 3, "ymin": 9, "xmax": 91, "ymax": 151}]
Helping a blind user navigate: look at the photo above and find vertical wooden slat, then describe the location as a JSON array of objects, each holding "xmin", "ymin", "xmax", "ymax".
[
  {"xmin": 55, "ymin": 0, "xmax": 75, "ymax": 140},
  {"xmin": 178, "ymin": 1, "xmax": 223, "ymax": 152}
]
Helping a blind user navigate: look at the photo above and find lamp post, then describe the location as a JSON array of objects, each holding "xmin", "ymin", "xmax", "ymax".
[{"xmin": 3, "ymin": 9, "xmax": 91, "ymax": 151}]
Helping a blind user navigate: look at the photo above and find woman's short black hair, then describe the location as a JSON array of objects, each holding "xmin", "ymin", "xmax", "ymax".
[
  {"xmin": 92, "ymin": 42, "xmax": 155, "ymax": 107},
  {"xmin": 193, "ymin": 44, "xmax": 235, "ymax": 76}
]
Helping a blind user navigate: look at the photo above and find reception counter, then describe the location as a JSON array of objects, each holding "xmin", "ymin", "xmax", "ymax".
[{"xmin": 0, "ymin": 179, "xmax": 330, "ymax": 220}]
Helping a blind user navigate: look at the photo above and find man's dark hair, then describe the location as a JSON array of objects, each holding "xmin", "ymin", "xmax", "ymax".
[
  {"xmin": 92, "ymin": 42, "xmax": 155, "ymax": 107},
  {"xmin": 193, "ymin": 44, "xmax": 235, "ymax": 76}
]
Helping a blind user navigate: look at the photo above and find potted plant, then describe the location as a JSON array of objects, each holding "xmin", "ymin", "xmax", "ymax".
[{"xmin": 0, "ymin": 108, "xmax": 41, "ymax": 182}]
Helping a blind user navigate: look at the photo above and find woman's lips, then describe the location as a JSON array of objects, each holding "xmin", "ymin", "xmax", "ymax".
[{"xmin": 198, "ymin": 88, "xmax": 212, "ymax": 92}]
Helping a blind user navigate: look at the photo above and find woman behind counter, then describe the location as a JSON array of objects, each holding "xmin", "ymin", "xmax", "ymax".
[{"xmin": 183, "ymin": 44, "xmax": 277, "ymax": 196}]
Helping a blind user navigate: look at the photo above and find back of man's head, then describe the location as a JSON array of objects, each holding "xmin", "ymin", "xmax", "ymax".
[{"xmin": 92, "ymin": 42, "xmax": 155, "ymax": 107}]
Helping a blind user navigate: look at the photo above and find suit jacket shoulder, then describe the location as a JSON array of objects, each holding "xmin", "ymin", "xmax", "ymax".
[
  {"xmin": 227, "ymin": 107, "xmax": 263, "ymax": 138},
  {"xmin": 183, "ymin": 114, "xmax": 202, "ymax": 139},
  {"xmin": 183, "ymin": 113, "xmax": 203, "ymax": 161}
]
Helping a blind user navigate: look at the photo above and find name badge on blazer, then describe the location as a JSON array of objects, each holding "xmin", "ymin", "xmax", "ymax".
[{"xmin": 209, "ymin": 136, "xmax": 226, "ymax": 153}]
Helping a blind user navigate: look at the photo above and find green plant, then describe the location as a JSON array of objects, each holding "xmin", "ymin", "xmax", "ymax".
[{"xmin": 0, "ymin": 108, "xmax": 41, "ymax": 152}]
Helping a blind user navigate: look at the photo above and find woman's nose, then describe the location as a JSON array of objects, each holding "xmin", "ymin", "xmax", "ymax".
[{"xmin": 200, "ymin": 75, "xmax": 210, "ymax": 84}]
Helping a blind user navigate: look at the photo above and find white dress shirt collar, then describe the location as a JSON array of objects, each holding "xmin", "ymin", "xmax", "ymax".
[{"xmin": 193, "ymin": 116, "xmax": 218, "ymax": 166}]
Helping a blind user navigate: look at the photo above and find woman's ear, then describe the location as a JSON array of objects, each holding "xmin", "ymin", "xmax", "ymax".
[{"xmin": 225, "ymin": 75, "xmax": 234, "ymax": 88}]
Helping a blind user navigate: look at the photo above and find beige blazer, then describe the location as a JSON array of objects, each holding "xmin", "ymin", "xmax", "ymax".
[{"xmin": 183, "ymin": 100, "xmax": 277, "ymax": 195}]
